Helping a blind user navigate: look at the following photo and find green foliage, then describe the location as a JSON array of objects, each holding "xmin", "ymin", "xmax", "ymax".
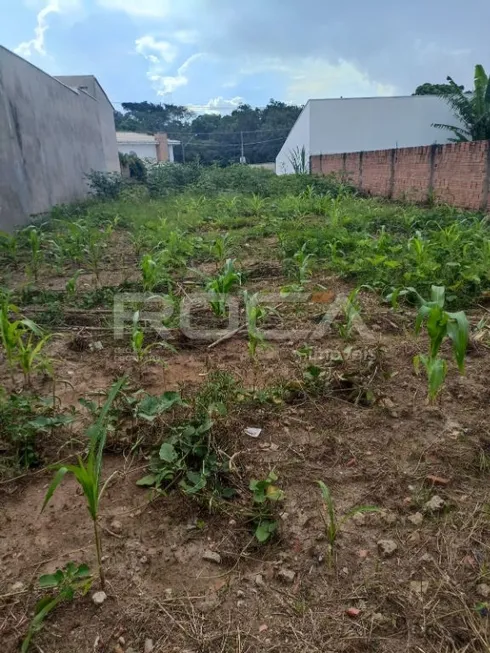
[
  {"xmin": 0, "ymin": 390, "xmax": 74, "ymax": 470},
  {"xmin": 317, "ymin": 481, "xmax": 379, "ymax": 564},
  {"xmin": 138, "ymin": 416, "xmax": 234, "ymax": 500},
  {"xmin": 131, "ymin": 310, "xmax": 174, "ymax": 367},
  {"xmin": 288, "ymin": 146, "xmax": 308, "ymax": 174},
  {"xmin": 433, "ymin": 64, "xmax": 490, "ymax": 141},
  {"xmin": 140, "ymin": 254, "xmax": 158, "ymax": 292},
  {"xmin": 243, "ymin": 290, "xmax": 268, "ymax": 359},
  {"xmin": 86, "ymin": 170, "xmax": 125, "ymax": 199},
  {"xmin": 42, "ymin": 378, "xmax": 125, "ymax": 589},
  {"xmin": 65, "ymin": 269, "xmax": 83, "ymax": 300},
  {"xmin": 119, "ymin": 152, "xmax": 147, "ymax": 183},
  {"xmin": 338, "ymin": 287, "xmax": 362, "ymax": 339},
  {"xmin": 22, "ymin": 563, "xmax": 91, "ymax": 653},
  {"xmin": 0, "ymin": 297, "xmax": 52, "ymax": 384},
  {"xmin": 412, "ymin": 285, "xmax": 469, "ymax": 400},
  {"xmin": 249, "ymin": 472, "xmax": 285, "ymax": 542},
  {"xmin": 206, "ymin": 258, "xmax": 241, "ymax": 317},
  {"xmin": 118, "ymin": 388, "xmax": 185, "ymax": 424}
]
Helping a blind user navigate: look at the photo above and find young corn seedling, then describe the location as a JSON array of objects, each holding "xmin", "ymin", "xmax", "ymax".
[
  {"xmin": 317, "ymin": 481, "xmax": 378, "ymax": 565},
  {"xmin": 208, "ymin": 234, "xmax": 233, "ymax": 269},
  {"xmin": 21, "ymin": 563, "xmax": 91, "ymax": 653},
  {"xmin": 292, "ymin": 244, "xmax": 314, "ymax": 285},
  {"xmin": 131, "ymin": 311, "xmax": 174, "ymax": 370},
  {"xmin": 338, "ymin": 287, "xmax": 362, "ymax": 339},
  {"xmin": 243, "ymin": 290, "xmax": 268, "ymax": 360},
  {"xmin": 42, "ymin": 378, "xmax": 125, "ymax": 589},
  {"xmin": 25, "ymin": 227, "xmax": 43, "ymax": 282},
  {"xmin": 206, "ymin": 258, "xmax": 241, "ymax": 317},
  {"xmin": 412, "ymin": 285, "xmax": 469, "ymax": 401},
  {"xmin": 15, "ymin": 327, "xmax": 52, "ymax": 386},
  {"xmin": 140, "ymin": 254, "xmax": 158, "ymax": 292},
  {"xmin": 65, "ymin": 269, "xmax": 83, "ymax": 300},
  {"xmin": 249, "ymin": 472, "xmax": 285, "ymax": 543}
]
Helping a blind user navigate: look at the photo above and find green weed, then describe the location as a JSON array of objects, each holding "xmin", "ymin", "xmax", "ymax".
[{"xmin": 249, "ymin": 472, "xmax": 285, "ymax": 543}]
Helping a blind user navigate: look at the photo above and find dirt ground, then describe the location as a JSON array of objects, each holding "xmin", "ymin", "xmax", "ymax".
[{"xmin": 2, "ymin": 251, "xmax": 490, "ymax": 653}]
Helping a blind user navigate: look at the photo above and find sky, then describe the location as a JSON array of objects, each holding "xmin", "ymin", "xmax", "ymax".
[{"xmin": 1, "ymin": 0, "xmax": 488, "ymax": 114}]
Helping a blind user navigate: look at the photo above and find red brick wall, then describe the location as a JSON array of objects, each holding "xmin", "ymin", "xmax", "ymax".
[{"xmin": 311, "ymin": 140, "xmax": 490, "ymax": 211}]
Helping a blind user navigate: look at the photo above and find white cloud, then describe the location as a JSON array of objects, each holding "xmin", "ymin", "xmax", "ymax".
[
  {"xmin": 241, "ymin": 56, "xmax": 397, "ymax": 102},
  {"xmin": 15, "ymin": 0, "xmax": 79, "ymax": 58},
  {"xmin": 188, "ymin": 96, "xmax": 245, "ymax": 115},
  {"xmin": 96, "ymin": 0, "xmax": 171, "ymax": 18},
  {"xmin": 135, "ymin": 38, "xmax": 205, "ymax": 96},
  {"xmin": 135, "ymin": 35, "xmax": 177, "ymax": 64}
]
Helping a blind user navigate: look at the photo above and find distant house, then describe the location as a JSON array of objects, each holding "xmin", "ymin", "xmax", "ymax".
[
  {"xmin": 116, "ymin": 132, "xmax": 181, "ymax": 163},
  {"xmin": 0, "ymin": 47, "xmax": 120, "ymax": 229},
  {"xmin": 276, "ymin": 95, "xmax": 463, "ymax": 175}
]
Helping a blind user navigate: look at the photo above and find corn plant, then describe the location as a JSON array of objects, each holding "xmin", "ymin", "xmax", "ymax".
[
  {"xmin": 15, "ymin": 328, "xmax": 52, "ymax": 386},
  {"xmin": 208, "ymin": 234, "xmax": 233, "ymax": 268},
  {"xmin": 317, "ymin": 481, "xmax": 378, "ymax": 564},
  {"xmin": 249, "ymin": 472, "xmax": 285, "ymax": 543},
  {"xmin": 245, "ymin": 194, "xmax": 268, "ymax": 217},
  {"xmin": 243, "ymin": 290, "xmax": 268, "ymax": 360},
  {"xmin": 22, "ymin": 563, "xmax": 91, "ymax": 653},
  {"xmin": 140, "ymin": 254, "xmax": 158, "ymax": 292},
  {"xmin": 206, "ymin": 258, "xmax": 241, "ymax": 317},
  {"xmin": 65, "ymin": 269, "xmax": 83, "ymax": 300},
  {"xmin": 412, "ymin": 285, "xmax": 469, "ymax": 401},
  {"xmin": 42, "ymin": 378, "xmax": 125, "ymax": 589},
  {"xmin": 25, "ymin": 227, "xmax": 43, "ymax": 282},
  {"xmin": 285, "ymin": 243, "xmax": 314, "ymax": 287},
  {"xmin": 338, "ymin": 287, "xmax": 361, "ymax": 339},
  {"xmin": 84, "ymin": 223, "xmax": 114, "ymax": 284},
  {"xmin": 131, "ymin": 311, "xmax": 174, "ymax": 368},
  {"xmin": 0, "ymin": 230, "xmax": 18, "ymax": 262}
]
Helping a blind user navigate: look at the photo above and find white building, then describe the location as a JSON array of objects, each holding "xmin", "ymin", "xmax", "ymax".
[
  {"xmin": 276, "ymin": 95, "xmax": 462, "ymax": 174},
  {"xmin": 117, "ymin": 132, "xmax": 180, "ymax": 162}
]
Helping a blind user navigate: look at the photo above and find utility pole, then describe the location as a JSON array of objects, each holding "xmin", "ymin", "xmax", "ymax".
[{"xmin": 239, "ymin": 131, "xmax": 246, "ymax": 164}]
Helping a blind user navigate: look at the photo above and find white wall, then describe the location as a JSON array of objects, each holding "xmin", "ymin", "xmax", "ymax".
[
  {"xmin": 0, "ymin": 47, "xmax": 114, "ymax": 230},
  {"xmin": 309, "ymin": 96, "xmax": 458, "ymax": 155},
  {"xmin": 118, "ymin": 142, "xmax": 157, "ymax": 160},
  {"xmin": 276, "ymin": 103, "xmax": 311, "ymax": 175}
]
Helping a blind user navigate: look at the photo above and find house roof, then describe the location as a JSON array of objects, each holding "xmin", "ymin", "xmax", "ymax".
[
  {"xmin": 116, "ymin": 132, "xmax": 181, "ymax": 146},
  {"xmin": 116, "ymin": 132, "xmax": 157, "ymax": 145}
]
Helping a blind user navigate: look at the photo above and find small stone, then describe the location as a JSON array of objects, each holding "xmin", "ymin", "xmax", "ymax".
[
  {"xmin": 144, "ymin": 640, "xmax": 154, "ymax": 653},
  {"xmin": 277, "ymin": 568, "xmax": 295, "ymax": 584},
  {"xmin": 237, "ymin": 600, "xmax": 245, "ymax": 608},
  {"xmin": 424, "ymin": 495, "xmax": 445, "ymax": 512},
  {"xmin": 164, "ymin": 588, "xmax": 173, "ymax": 599},
  {"xmin": 140, "ymin": 556, "xmax": 149, "ymax": 564},
  {"xmin": 408, "ymin": 531, "xmax": 421, "ymax": 544},
  {"xmin": 426, "ymin": 475, "xmax": 450, "ymax": 486},
  {"xmin": 118, "ymin": 636, "xmax": 126, "ymax": 646},
  {"xmin": 259, "ymin": 624, "xmax": 268, "ymax": 633},
  {"xmin": 255, "ymin": 574, "xmax": 265, "ymax": 587},
  {"xmin": 237, "ymin": 590, "xmax": 245, "ymax": 598},
  {"xmin": 420, "ymin": 553, "xmax": 434, "ymax": 564},
  {"xmin": 229, "ymin": 519, "xmax": 236, "ymax": 526},
  {"xmin": 202, "ymin": 550, "xmax": 221, "ymax": 564},
  {"xmin": 410, "ymin": 580, "xmax": 430, "ymax": 598},
  {"xmin": 10, "ymin": 582, "xmax": 25, "ymax": 592},
  {"xmin": 372, "ymin": 612, "xmax": 389, "ymax": 626},
  {"xmin": 114, "ymin": 646, "xmax": 124, "ymax": 653},
  {"xmin": 477, "ymin": 583, "xmax": 490, "ymax": 598},
  {"xmin": 358, "ymin": 549, "xmax": 369, "ymax": 559},
  {"xmin": 377, "ymin": 540, "xmax": 398, "ymax": 557},
  {"xmin": 408, "ymin": 512, "xmax": 424, "ymax": 526},
  {"xmin": 346, "ymin": 607, "xmax": 360, "ymax": 618},
  {"xmin": 352, "ymin": 512, "xmax": 365, "ymax": 526},
  {"xmin": 92, "ymin": 591, "xmax": 107, "ymax": 606},
  {"xmin": 110, "ymin": 519, "xmax": 123, "ymax": 534},
  {"xmin": 381, "ymin": 510, "xmax": 397, "ymax": 525}
]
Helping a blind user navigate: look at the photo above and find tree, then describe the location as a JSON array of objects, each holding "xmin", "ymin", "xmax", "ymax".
[
  {"xmin": 432, "ymin": 64, "xmax": 490, "ymax": 142},
  {"xmin": 414, "ymin": 82, "xmax": 464, "ymax": 96}
]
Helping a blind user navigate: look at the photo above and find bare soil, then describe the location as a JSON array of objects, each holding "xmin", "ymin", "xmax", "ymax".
[{"xmin": 1, "ymin": 252, "xmax": 490, "ymax": 653}]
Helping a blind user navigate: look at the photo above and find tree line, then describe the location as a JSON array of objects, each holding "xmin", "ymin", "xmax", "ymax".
[{"xmin": 114, "ymin": 100, "xmax": 302, "ymax": 166}]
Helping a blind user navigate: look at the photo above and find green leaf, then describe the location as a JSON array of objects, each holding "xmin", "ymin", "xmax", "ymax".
[
  {"xmin": 446, "ymin": 311, "xmax": 469, "ymax": 372},
  {"xmin": 255, "ymin": 520, "xmax": 277, "ymax": 543},
  {"xmin": 159, "ymin": 442, "xmax": 178, "ymax": 463},
  {"xmin": 136, "ymin": 474, "xmax": 157, "ymax": 487},
  {"xmin": 41, "ymin": 467, "xmax": 69, "ymax": 513}
]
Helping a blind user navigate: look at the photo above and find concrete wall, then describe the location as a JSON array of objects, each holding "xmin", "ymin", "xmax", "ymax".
[
  {"xmin": 0, "ymin": 48, "xmax": 117, "ymax": 230},
  {"xmin": 276, "ymin": 103, "xmax": 311, "ymax": 174},
  {"xmin": 311, "ymin": 140, "xmax": 490, "ymax": 211},
  {"xmin": 278, "ymin": 95, "xmax": 462, "ymax": 176},
  {"xmin": 55, "ymin": 75, "xmax": 120, "ymax": 173}
]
